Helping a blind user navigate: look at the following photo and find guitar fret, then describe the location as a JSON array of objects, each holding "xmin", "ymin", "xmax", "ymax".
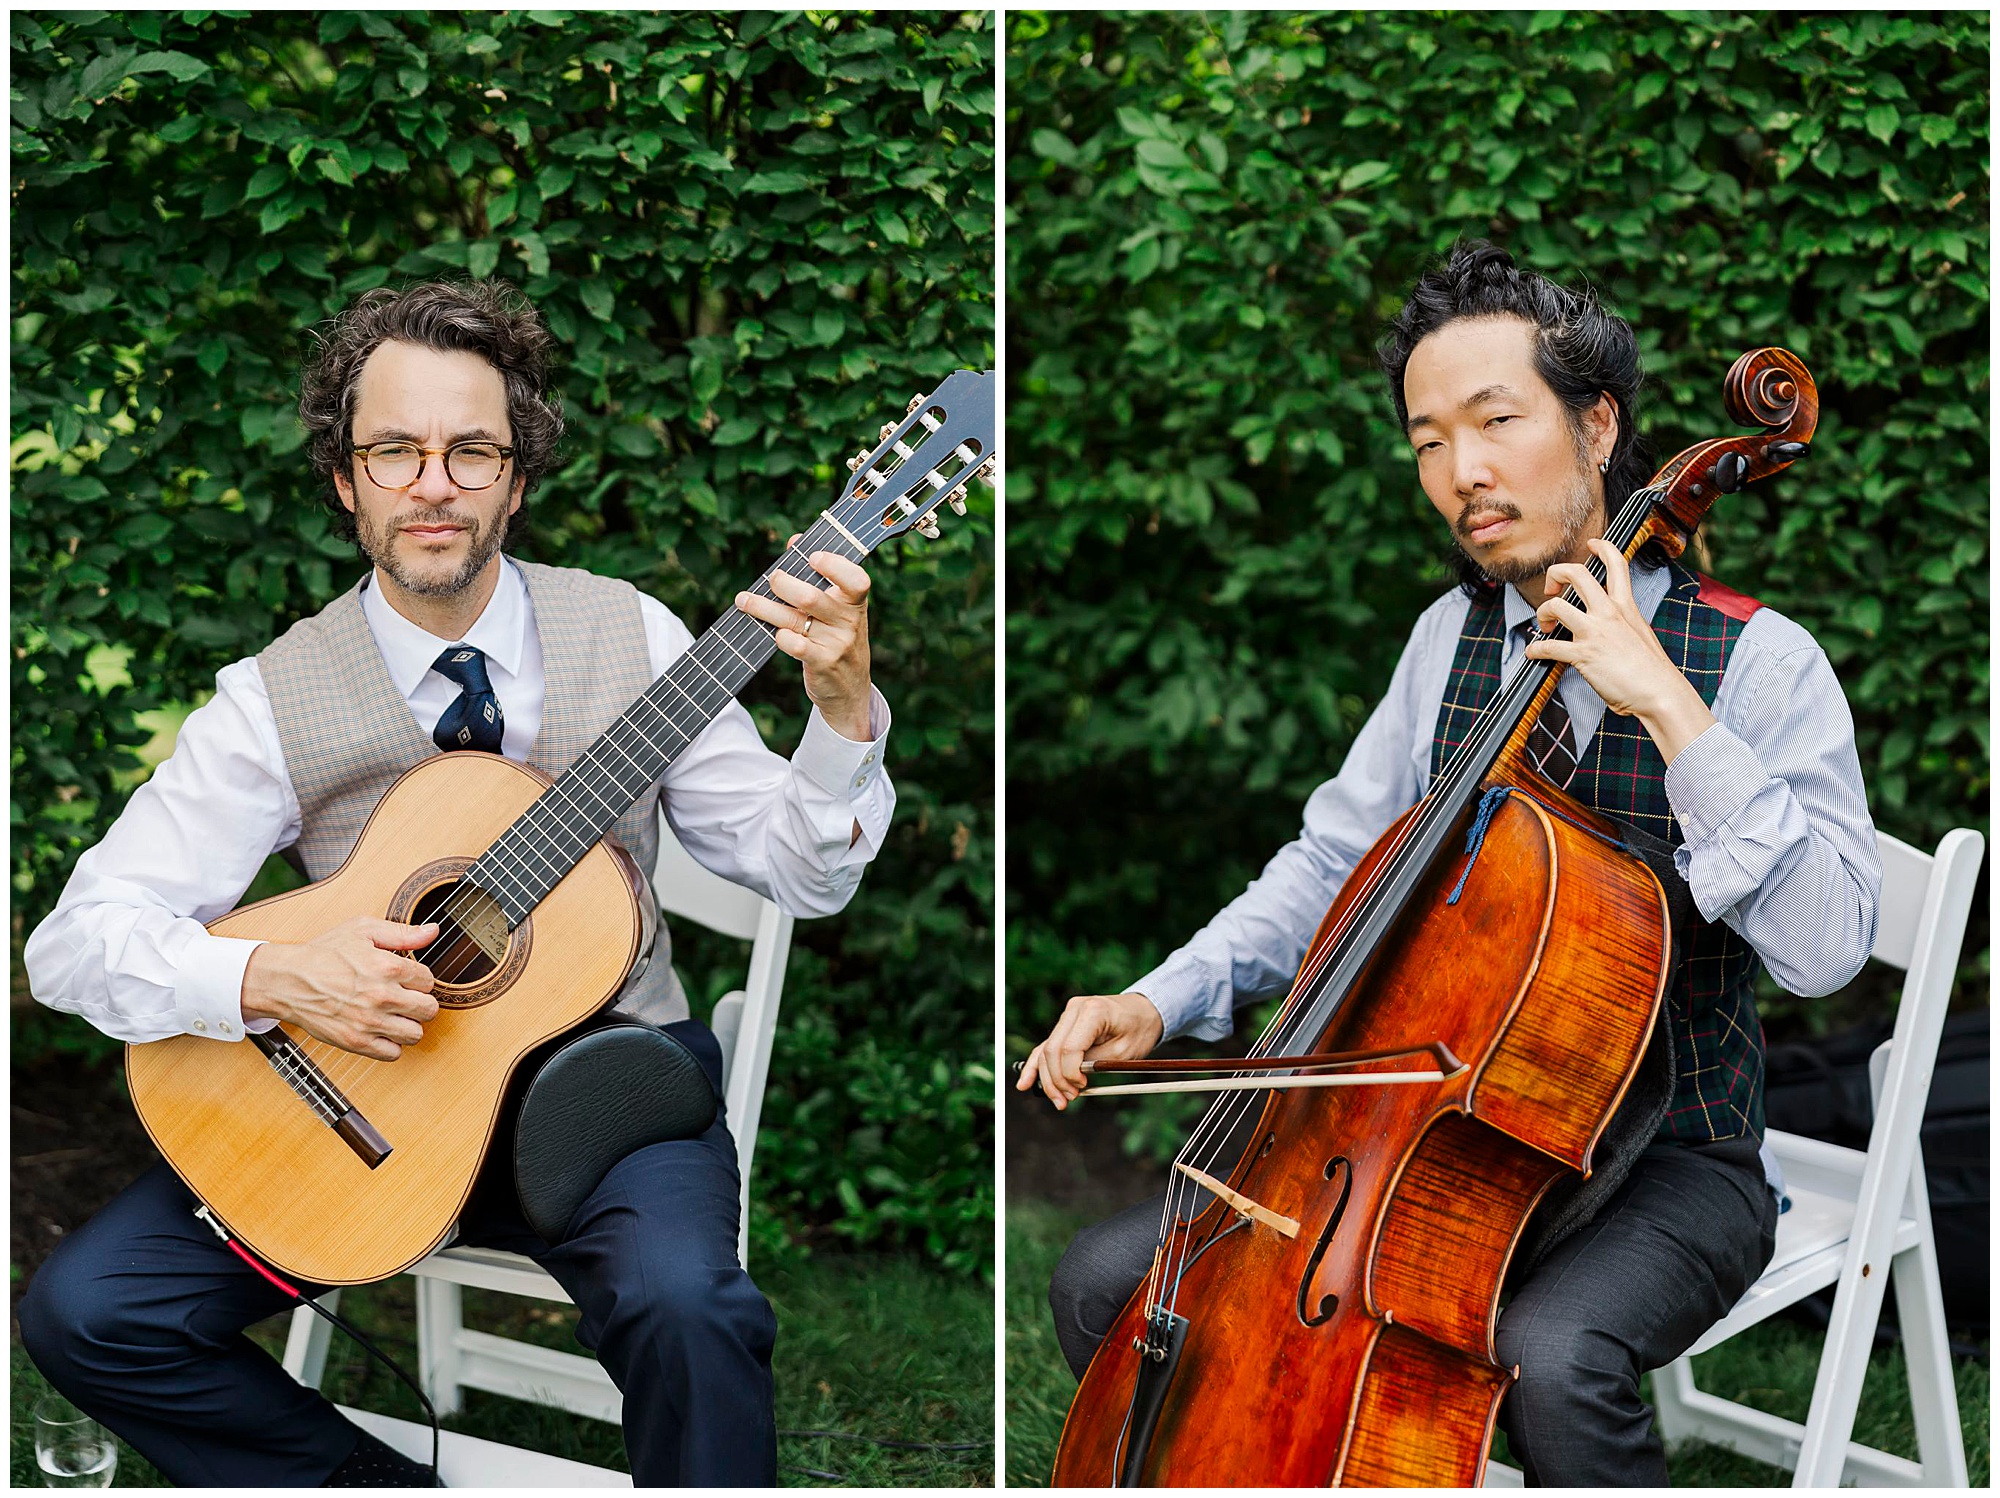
[{"xmin": 450, "ymin": 371, "xmax": 988, "ymax": 930}]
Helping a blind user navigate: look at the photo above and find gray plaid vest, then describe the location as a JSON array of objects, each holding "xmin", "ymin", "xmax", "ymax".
[
  {"xmin": 1430, "ymin": 561, "xmax": 1765, "ymax": 1142},
  {"xmin": 257, "ymin": 560, "xmax": 687, "ymax": 1023}
]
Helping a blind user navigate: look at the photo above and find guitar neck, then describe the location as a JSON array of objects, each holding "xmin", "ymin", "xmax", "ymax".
[{"xmin": 467, "ymin": 514, "xmax": 867, "ymax": 925}]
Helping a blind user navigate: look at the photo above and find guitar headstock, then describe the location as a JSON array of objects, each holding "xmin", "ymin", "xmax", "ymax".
[{"xmin": 824, "ymin": 369, "xmax": 995, "ymax": 552}]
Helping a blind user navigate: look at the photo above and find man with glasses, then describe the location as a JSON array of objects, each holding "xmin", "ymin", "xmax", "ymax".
[{"xmin": 21, "ymin": 280, "xmax": 894, "ymax": 1486}]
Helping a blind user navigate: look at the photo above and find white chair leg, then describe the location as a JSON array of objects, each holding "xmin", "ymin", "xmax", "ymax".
[
  {"xmin": 1889, "ymin": 1160, "xmax": 1967, "ymax": 1485},
  {"xmin": 1648, "ymin": 1355, "xmax": 1699, "ymax": 1446},
  {"xmin": 282, "ymin": 1290, "xmax": 342, "ymax": 1388},
  {"xmin": 416, "ymin": 1276, "xmax": 466, "ymax": 1417},
  {"xmin": 1792, "ymin": 1245, "xmax": 1896, "ymax": 1486}
]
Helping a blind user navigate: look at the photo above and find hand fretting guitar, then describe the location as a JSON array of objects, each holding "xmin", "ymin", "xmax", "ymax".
[{"xmin": 126, "ymin": 371, "xmax": 994, "ymax": 1286}]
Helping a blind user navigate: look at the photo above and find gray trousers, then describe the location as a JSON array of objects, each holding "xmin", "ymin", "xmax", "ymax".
[{"xmin": 1047, "ymin": 1134, "xmax": 1778, "ymax": 1486}]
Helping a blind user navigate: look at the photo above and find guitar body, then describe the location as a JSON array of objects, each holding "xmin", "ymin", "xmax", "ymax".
[{"xmin": 125, "ymin": 751, "xmax": 650, "ymax": 1287}]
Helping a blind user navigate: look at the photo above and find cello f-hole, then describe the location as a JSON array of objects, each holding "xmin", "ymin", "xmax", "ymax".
[{"xmin": 1297, "ymin": 1157, "xmax": 1353, "ymax": 1328}]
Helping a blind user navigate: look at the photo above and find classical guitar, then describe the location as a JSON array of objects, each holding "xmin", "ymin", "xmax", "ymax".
[{"xmin": 126, "ymin": 370, "xmax": 995, "ymax": 1286}]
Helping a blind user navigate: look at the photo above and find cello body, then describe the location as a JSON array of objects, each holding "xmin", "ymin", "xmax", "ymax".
[{"xmin": 1052, "ymin": 779, "xmax": 1668, "ymax": 1486}]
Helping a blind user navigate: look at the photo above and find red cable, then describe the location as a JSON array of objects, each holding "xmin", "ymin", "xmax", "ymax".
[{"xmin": 225, "ymin": 1238, "xmax": 301, "ymax": 1300}]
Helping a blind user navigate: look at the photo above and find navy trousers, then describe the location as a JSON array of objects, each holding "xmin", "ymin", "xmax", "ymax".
[{"xmin": 19, "ymin": 1026, "xmax": 777, "ymax": 1488}]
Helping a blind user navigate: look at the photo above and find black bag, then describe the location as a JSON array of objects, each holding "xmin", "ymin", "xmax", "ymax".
[
  {"xmin": 1763, "ymin": 1007, "xmax": 1989, "ymax": 1340},
  {"xmin": 504, "ymin": 1015, "xmax": 722, "ymax": 1244}
]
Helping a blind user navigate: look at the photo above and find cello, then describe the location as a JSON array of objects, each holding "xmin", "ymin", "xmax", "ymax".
[{"xmin": 1050, "ymin": 348, "xmax": 1817, "ymax": 1486}]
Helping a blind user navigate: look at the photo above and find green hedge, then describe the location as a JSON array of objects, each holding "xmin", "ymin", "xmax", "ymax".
[
  {"xmin": 1006, "ymin": 12, "xmax": 1988, "ymax": 1073},
  {"xmin": 13, "ymin": 10, "xmax": 994, "ymax": 1274}
]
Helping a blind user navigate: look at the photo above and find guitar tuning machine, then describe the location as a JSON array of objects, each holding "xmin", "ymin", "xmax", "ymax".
[
  {"xmin": 846, "ymin": 447, "xmax": 871, "ymax": 474},
  {"xmin": 915, "ymin": 513, "xmax": 941, "ymax": 540},
  {"xmin": 878, "ymin": 421, "xmax": 898, "ymax": 442},
  {"xmin": 906, "ymin": 393, "xmax": 925, "ymax": 416},
  {"xmin": 947, "ymin": 487, "xmax": 967, "ymax": 516},
  {"xmin": 975, "ymin": 458, "xmax": 998, "ymax": 485}
]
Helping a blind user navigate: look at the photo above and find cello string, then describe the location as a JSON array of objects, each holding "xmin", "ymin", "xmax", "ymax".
[{"xmin": 1152, "ymin": 485, "xmax": 1665, "ymax": 1310}]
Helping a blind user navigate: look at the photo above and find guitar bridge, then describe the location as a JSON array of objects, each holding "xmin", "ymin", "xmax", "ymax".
[{"xmin": 250, "ymin": 1030, "xmax": 392, "ymax": 1168}]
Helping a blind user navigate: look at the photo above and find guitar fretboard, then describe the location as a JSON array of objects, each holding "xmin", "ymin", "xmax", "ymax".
[{"xmin": 465, "ymin": 516, "xmax": 867, "ymax": 925}]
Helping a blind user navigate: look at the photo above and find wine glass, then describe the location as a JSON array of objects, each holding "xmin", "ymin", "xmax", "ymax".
[{"xmin": 33, "ymin": 1395, "xmax": 116, "ymax": 1487}]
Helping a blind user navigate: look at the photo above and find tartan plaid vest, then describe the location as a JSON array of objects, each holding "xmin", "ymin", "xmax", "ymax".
[{"xmin": 1430, "ymin": 562, "xmax": 1766, "ymax": 1142}]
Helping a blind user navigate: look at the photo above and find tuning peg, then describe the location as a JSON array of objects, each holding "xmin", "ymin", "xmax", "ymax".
[
  {"xmin": 906, "ymin": 393, "xmax": 925, "ymax": 415},
  {"xmin": 916, "ymin": 514, "xmax": 941, "ymax": 539},
  {"xmin": 975, "ymin": 458, "xmax": 998, "ymax": 485},
  {"xmin": 1764, "ymin": 440, "xmax": 1810, "ymax": 464},
  {"xmin": 878, "ymin": 421, "xmax": 897, "ymax": 442},
  {"xmin": 847, "ymin": 448, "xmax": 870, "ymax": 473},
  {"xmin": 1710, "ymin": 451, "xmax": 1748, "ymax": 493},
  {"xmin": 947, "ymin": 489, "xmax": 967, "ymax": 516}
]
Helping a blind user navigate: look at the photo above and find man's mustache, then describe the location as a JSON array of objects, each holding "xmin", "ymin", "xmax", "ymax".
[{"xmin": 1455, "ymin": 500, "xmax": 1522, "ymax": 539}]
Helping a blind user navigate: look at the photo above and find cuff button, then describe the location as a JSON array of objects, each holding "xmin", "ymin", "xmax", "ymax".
[{"xmin": 193, "ymin": 1019, "xmax": 208, "ymax": 1032}]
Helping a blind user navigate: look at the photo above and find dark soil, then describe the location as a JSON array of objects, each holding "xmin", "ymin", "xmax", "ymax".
[{"xmin": 12, "ymin": 1055, "xmax": 161, "ymax": 1312}]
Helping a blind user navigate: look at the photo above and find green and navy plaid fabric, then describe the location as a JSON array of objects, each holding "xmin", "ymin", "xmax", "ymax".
[{"xmin": 1430, "ymin": 563, "xmax": 1766, "ymax": 1143}]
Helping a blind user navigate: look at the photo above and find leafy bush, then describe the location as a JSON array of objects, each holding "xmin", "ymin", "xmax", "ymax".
[
  {"xmin": 12, "ymin": 9, "xmax": 994, "ymax": 1273},
  {"xmin": 1006, "ymin": 12, "xmax": 1988, "ymax": 1083}
]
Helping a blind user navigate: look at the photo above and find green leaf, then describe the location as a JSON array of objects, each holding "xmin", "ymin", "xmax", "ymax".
[
  {"xmin": 1123, "ymin": 236, "xmax": 1162, "ymax": 282},
  {"xmin": 466, "ymin": 239, "xmax": 500, "ymax": 279},
  {"xmin": 1632, "ymin": 72, "xmax": 1668, "ymax": 108},
  {"xmin": 1864, "ymin": 104, "xmax": 1899, "ymax": 144},
  {"xmin": 196, "ymin": 338, "xmax": 228, "ymax": 376},
  {"xmin": 127, "ymin": 50, "xmax": 210, "ymax": 82},
  {"xmin": 579, "ymin": 279, "xmax": 616, "ymax": 322},
  {"xmin": 1029, "ymin": 128, "xmax": 1078, "ymax": 165},
  {"xmin": 873, "ymin": 207, "xmax": 911, "ymax": 244},
  {"xmin": 1338, "ymin": 160, "xmax": 1392, "ymax": 192},
  {"xmin": 244, "ymin": 162, "xmax": 288, "ymax": 199}
]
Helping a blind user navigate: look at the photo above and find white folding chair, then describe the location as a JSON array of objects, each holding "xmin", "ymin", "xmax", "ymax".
[
  {"xmin": 280, "ymin": 812, "xmax": 794, "ymax": 1481},
  {"xmin": 1486, "ymin": 823, "xmax": 1981, "ymax": 1489}
]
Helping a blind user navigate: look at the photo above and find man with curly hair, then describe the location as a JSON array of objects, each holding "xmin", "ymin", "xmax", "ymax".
[
  {"xmin": 1020, "ymin": 242, "xmax": 1879, "ymax": 1484},
  {"xmin": 22, "ymin": 280, "xmax": 895, "ymax": 1486}
]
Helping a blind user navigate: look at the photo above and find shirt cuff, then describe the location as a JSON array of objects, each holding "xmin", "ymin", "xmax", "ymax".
[
  {"xmin": 1663, "ymin": 722, "xmax": 1769, "ymax": 848},
  {"xmin": 1129, "ymin": 950, "xmax": 1233, "ymax": 1045},
  {"xmin": 172, "ymin": 934, "xmax": 264, "ymax": 1042},
  {"xmin": 792, "ymin": 687, "xmax": 894, "ymax": 862}
]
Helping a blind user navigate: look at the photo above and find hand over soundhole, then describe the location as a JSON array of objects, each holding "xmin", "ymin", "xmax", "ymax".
[
  {"xmin": 389, "ymin": 863, "xmax": 533, "ymax": 1008},
  {"xmin": 240, "ymin": 916, "xmax": 441, "ymax": 1061}
]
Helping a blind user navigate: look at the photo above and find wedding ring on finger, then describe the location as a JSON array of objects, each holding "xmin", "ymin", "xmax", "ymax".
[{"xmin": 801, "ymin": 617, "xmax": 814, "ymax": 638}]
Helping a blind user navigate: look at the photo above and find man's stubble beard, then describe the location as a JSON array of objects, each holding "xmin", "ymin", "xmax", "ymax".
[
  {"xmin": 355, "ymin": 504, "xmax": 509, "ymax": 599},
  {"xmin": 1453, "ymin": 451, "xmax": 1600, "ymax": 589}
]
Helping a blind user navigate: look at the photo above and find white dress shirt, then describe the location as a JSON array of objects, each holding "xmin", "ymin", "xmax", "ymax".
[
  {"xmin": 1133, "ymin": 556, "xmax": 1880, "ymax": 1041},
  {"xmin": 26, "ymin": 559, "xmax": 896, "ymax": 1045}
]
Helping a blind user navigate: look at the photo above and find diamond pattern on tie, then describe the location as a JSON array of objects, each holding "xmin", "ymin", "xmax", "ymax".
[
  {"xmin": 1525, "ymin": 689, "xmax": 1581, "ymax": 790},
  {"xmin": 431, "ymin": 644, "xmax": 505, "ymax": 755}
]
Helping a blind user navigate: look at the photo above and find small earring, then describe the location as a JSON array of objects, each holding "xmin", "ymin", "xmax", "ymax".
[{"xmin": 1599, "ymin": 457, "xmax": 1610, "ymax": 474}]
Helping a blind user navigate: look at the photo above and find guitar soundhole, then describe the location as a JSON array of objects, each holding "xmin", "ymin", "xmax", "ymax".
[{"xmin": 412, "ymin": 880, "xmax": 507, "ymax": 984}]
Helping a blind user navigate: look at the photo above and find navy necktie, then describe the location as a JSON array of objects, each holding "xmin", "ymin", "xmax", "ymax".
[{"xmin": 431, "ymin": 645, "xmax": 505, "ymax": 754}]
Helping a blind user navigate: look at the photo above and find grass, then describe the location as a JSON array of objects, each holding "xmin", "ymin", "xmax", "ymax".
[
  {"xmin": 11, "ymin": 1247, "xmax": 992, "ymax": 1487},
  {"xmin": 1005, "ymin": 1198, "xmax": 1988, "ymax": 1486}
]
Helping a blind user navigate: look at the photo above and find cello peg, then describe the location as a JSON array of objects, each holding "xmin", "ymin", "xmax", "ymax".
[
  {"xmin": 1711, "ymin": 451, "xmax": 1748, "ymax": 493},
  {"xmin": 1764, "ymin": 440, "xmax": 1810, "ymax": 463}
]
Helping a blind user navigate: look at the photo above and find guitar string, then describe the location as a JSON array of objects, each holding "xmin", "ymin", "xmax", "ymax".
[
  {"xmin": 281, "ymin": 400, "xmax": 994, "ymax": 1090},
  {"xmin": 298, "ymin": 531, "xmax": 865, "ymax": 1092},
  {"xmin": 301, "ymin": 528, "xmax": 857, "ymax": 1092},
  {"xmin": 269, "ymin": 421, "xmax": 987, "ymax": 1096},
  {"xmin": 1142, "ymin": 484, "xmax": 1663, "ymax": 1323}
]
